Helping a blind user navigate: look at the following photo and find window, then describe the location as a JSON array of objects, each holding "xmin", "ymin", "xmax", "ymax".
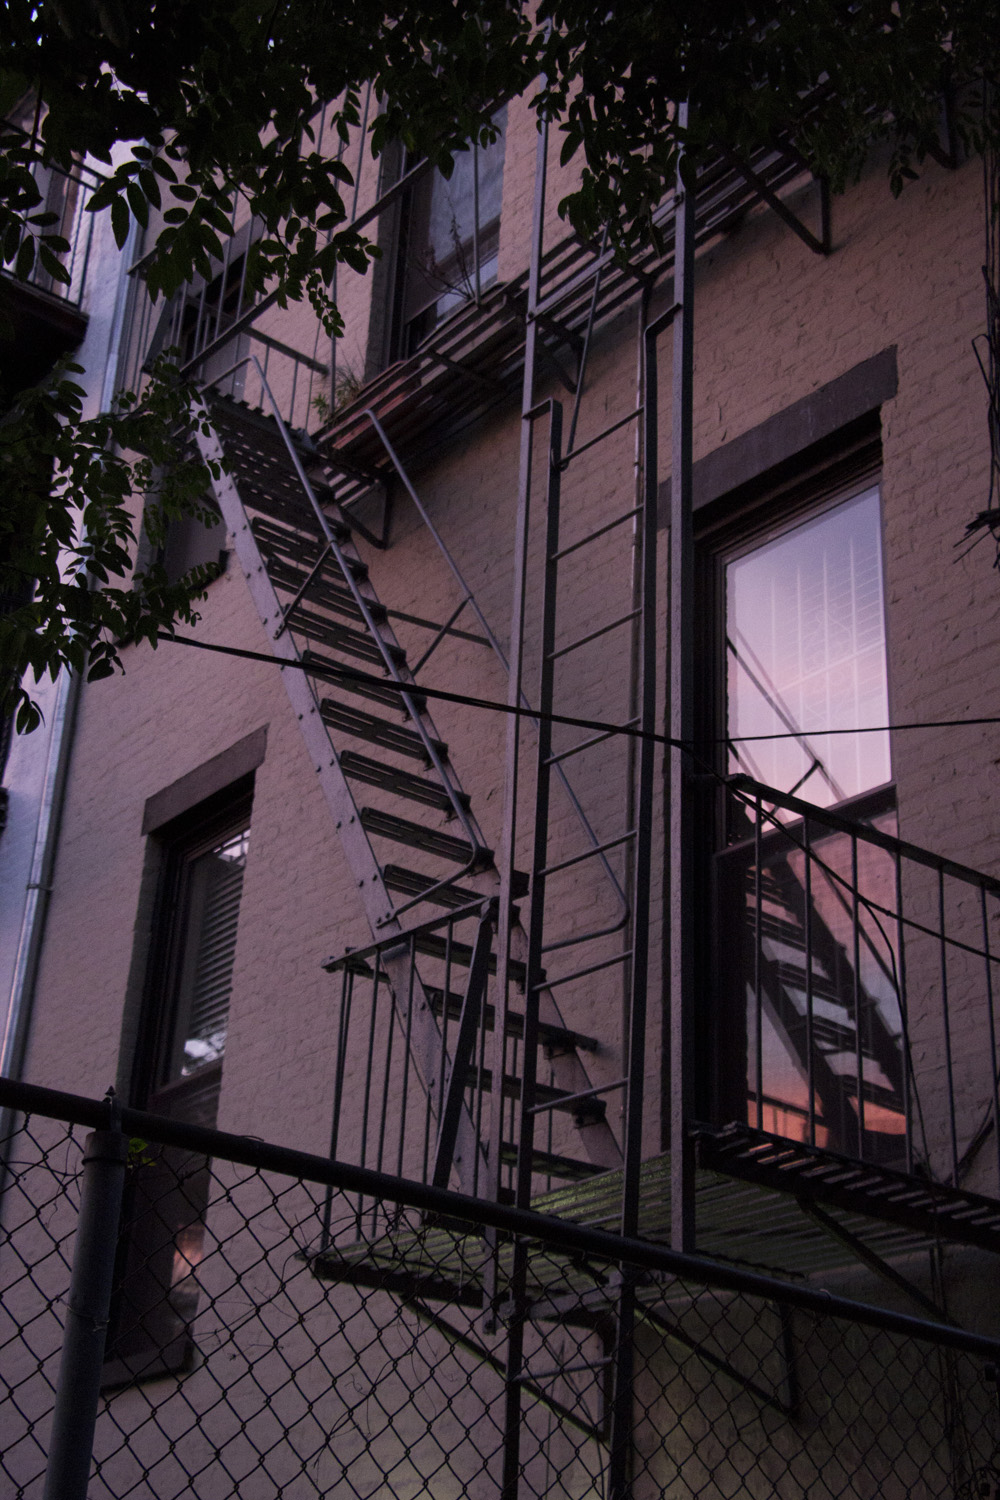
[
  {"xmin": 709, "ymin": 477, "xmax": 908, "ymax": 1164},
  {"xmin": 724, "ymin": 485, "xmax": 891, "ymax": 807},
  {"xmin": 394, "ymin": 109, "xmax": 507, "ymax": 357},
  {"xmin": 107, "ymin": 787, "xmax": 251, "ymax": 1384}
]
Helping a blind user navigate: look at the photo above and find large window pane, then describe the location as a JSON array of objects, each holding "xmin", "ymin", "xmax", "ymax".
[{"xmin": 726, "ymin": 487, "xmax": 890, "ymax": 805}]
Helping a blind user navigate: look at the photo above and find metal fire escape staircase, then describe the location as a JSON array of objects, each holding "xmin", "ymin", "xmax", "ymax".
[{"xmin": 194, "ymin": 371, "xmax": 622, "ymax": 1197}]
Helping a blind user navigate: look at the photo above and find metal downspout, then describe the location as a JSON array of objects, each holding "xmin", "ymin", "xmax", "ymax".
[{"xmin": 1, "ymin": 214, "xmax": 137, "ymax": 1091}]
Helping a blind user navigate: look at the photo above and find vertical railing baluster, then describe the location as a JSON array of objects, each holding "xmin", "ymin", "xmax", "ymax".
[
  {"xmin": 980, "ymin": 885, "xmax": 1000, "ymax": 1197},
  {"xmin": 938, "ymin": 869, "xmax": 959, "ymax": 1185},
  {"xmin": 753, "ymin": 794, "xmax": 763, "ymax": 1132},
  {"xmin": 325, "ymin": 968, "xmax": 354, "ymax": 1246},
  {"xmin": 804, "ymin": 817, "xmax": 815, "ymax": 1149},
  {"xmin": 398, "ymin": 942, "xmax": 416, "ymax": 1178},
  {"xmin": 894, "ymin": 847, "xmax": 913, "ymax": 1176},
  {"xmin": 852, "ymin": 833, "xmax": 865, "ymax": 1153}
]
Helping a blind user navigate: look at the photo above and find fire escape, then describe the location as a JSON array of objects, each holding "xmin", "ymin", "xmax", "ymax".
[{"xmin": 119, "ymin": 109, "xmax": 1000, "ymax": 1495}]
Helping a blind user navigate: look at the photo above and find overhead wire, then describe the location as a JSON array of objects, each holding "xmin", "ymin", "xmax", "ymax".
[{"xmin": 156, "ymin": 632, "xmax": 1000, "ymax": 752}]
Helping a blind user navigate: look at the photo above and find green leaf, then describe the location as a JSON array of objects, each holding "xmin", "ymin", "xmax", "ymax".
[
  {"xmin": 110, "ymin": 194, "xmax": 130, "ymax": 248},
  {"xmin": 126, "ymin": 179, "xmax": 150, "ymax": 229}
]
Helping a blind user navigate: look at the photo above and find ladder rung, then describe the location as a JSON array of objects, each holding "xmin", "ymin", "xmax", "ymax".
[
  {"xmin": 426, "ymin": 988, "xmax": 599, "ymax": 1053},
  {"xmin": 340, "ymin": 752, "xmax": 469, "ymax": 814},
  {"xmin": 321, "ymin": 701, "xmax": 446, "ymax": 763},
  {"xmin": 383, "ymin": 865, "xmax": 480, "ymax": 909},
  {"xmin": 359, "ymin": 807, "xmax": 478, "ymax": 863}
]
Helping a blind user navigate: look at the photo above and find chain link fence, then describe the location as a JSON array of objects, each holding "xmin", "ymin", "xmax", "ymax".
[{"xmin": 2, "ymin": 1078, "xmax": 1000, "ymax": 1499}]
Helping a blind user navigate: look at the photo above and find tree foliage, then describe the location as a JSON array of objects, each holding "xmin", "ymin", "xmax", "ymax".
[
  {"xmin": 0, "ymin": 359, "xmax": 222, "ymax": 732},
  {"xmin": 1, "ymin": 0, "xmax": 999, "ymax": 728}
]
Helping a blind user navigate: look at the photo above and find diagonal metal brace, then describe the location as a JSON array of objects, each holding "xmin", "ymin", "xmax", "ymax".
[
  {"xmin": 406, "ymin": 1299, "xmax": 607, "ymax": 1444},
  {"xmin": 720, "ymin": 146, "xmax": 830, "ymax": 255},
  {"xmin": 797, "ymin": 1196, "xmax": 959, "ymax": 1326},
  {"xmin": 432, "ymin": 905, "xmax": 495, "ymax": 1189}
]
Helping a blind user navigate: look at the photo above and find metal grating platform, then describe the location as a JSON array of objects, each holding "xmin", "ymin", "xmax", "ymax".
[{"xmin": 310, "ymin": 1126, "xmax": 1000, "ymax": 1318}]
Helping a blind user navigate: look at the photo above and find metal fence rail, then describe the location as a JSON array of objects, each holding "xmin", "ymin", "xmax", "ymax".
[{"xmin": 2, "ymin": 1077, "xmax": 1000, "ymax": 1499}]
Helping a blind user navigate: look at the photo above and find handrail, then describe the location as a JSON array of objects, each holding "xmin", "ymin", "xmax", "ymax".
[{"xmin": 726, "ymin": 774, "xmax": 1000, "ymax": 898}]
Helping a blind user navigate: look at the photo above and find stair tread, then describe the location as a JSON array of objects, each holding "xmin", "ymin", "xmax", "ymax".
[
  {"xmin": 305, "ymin": 657, "xmax": 424, "ymax": 712},
  {"xmin": 341, "ymin": 750, "xmax": 470, "ymax": 814},
  {"xmin": 426, "ymin": 988, "xmax": 599, "ymax": 1053},
  {"xmin": 290, "ymin": 608, "xmax": 405, "ymax": 667},
  {"xmin": 499, "ymin": 1142, "xmax": 605, "ymax": 1181},
  {"xmin": 321, "ymin": 699, "xmax": 447, "ymax": 763},
  {"xmin": 269, "ymin": 558, "xmax": 381, "ymax": 627},
  {"xmin": 251, "ymin": 512, "xmax": 361, "ymax": 568},
  {"xmin": 360, "ymin": 807, "xmax": 483, "ymax": 864},
  {"xmin": 383, "ymin": 865, "xmax": 482, "ymax": 910},
  {"xmin": 412, "ymin": 929, "xmax": 527, "ymax": 986},
  {"xmin": 469, "ymin": 1067, "xmax": 607, "ymax": 1122}
]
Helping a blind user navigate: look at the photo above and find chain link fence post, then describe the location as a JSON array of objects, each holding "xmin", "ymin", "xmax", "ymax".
[{"xmin": 43, "ymin": 1123, "xmax": 127, "ymax": 1500}]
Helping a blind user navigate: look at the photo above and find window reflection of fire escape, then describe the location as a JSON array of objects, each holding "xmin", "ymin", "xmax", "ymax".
[{"xmin": 726, "ymin": 628, "xmax": 848, "ymax": 804}]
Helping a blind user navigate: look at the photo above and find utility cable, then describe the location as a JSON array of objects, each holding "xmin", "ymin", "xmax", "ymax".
[{"xmin": 156, "ymin": 632, "xmax": 1000, "ymax": 750}]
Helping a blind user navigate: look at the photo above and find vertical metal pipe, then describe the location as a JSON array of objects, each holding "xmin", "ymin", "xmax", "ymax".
[
  {"xmin": 497, "ymin": 108, "xmax": 550, "ymax": 1500},
  {"xmin": 894, "ymin": 848, "xmax": 913, "ymax": 1175},
  {"xmin": 43, "ymin": 1127, "xmax": 128, "ymax": 1500},
  {"xmin": 669, "ymin": 104, "xmax": 697, "ymax": 1254},
  {"xmin": 514, "ymin": 397, "xmax": 562, "ymax": 1214},
  {"xmin": 938, "ymin": 871, "xmax": 959, "ymax": 1185},
  {"xmin": 472, "ymin": 137, "xmax": 482, "ymax": 304},
  {"xmin": 803, "ymin": 821, "xmax": 815, "ymax": 1149},
  {"xmin": 754, "ymin": 797, "xmax": 763, "ymax": 1131}
]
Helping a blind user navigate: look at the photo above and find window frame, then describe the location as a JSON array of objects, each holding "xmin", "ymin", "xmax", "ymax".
[
  {"xmin": 694, "ymin": 436, "xmax": 899, "ymax": 1140},
  {"xmin": 386, "ymin": 108, "xmax": 507, "ymax": 363},
  {"xmin": 105, "ymin": 778, "xmax": 253, "ymax": 1388}
]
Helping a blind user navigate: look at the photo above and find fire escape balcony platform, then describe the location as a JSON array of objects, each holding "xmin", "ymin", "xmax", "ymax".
[
  {"xmin": 314, "ymin": 145, "xmax": 814, "ymax": 488},
  {"xmin": 311, "ymin": 1130, "xmax": 1000, "ymax": 1312}
]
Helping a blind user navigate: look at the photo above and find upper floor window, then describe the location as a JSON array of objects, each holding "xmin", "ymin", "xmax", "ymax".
[
  {"xmin": 724, "ymin": 483, "xmax": 891, "ymax": 808},
  {"xmin": 396, "ymin": 108, "xmax": 507, "ymax": 357}
]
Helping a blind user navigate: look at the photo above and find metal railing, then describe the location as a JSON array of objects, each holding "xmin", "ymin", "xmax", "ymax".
[
  {"xmin": 2, "ymin": 1076, "xmax": 1000, "ymax": 1500},
  {"xmin": 717, "ymin": 775, "xmax": 1000, "ymax": 1195},
  {"xmin": 324, "ymin": 900, "xmax": 521, "ymax": 1203},
  {"xmin": 3, "ymin": 155, "xmax": 102, "ymax": 308}
]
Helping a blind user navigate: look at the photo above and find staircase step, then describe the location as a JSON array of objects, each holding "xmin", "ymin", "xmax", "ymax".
[
  {"xmin": 360, "ymin": 807, "xmax": 482, "ymax": 864},
  {"xmin": 341, "ymin": 751, "xmax": 470, "ymax": 814},
  {"xmin": 321, "ymin": 700, "xmax": 446, "ymax": 763},
  {"xmin": 412, "ymin": 930, "xmax": 527, "ymax": 987},
  {"xmin": 303, "ymin": 656, "xmax": 425, "ymax": 712},
  {"xmin": 500, "ymin": 1143, "xmax": 605, "ymax": 1182},
  {"xmin": 469, "ymin": 1068, "xmax": 607, "ymax": 1124},
  {"xmin": 290, "ymin": 608, "xmax": 406, "ymax": 668},
  {"xmin": 270, "ymin": 556, "xmax": 382, "ymax": 629},
  {"xmin": 383, "ymin": 866, "xmax": 481, "ymax": 910},
  {"xmin": 427, "ymin": 988, "xmax": 599, "ymax": 1054},
  {"xmin": 779, "ymin": 1009, "xmax": 877, "ymax": 1059},
  {"xmin": 251, "ymin": 513, "xmax": 361, "ymax": 569}
]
